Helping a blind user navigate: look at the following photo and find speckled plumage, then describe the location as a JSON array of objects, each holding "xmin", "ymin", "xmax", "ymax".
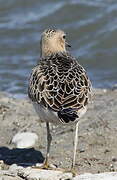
[{"xmin": 28, "ymin": 52, "xmax": 91, "ymax": 123}]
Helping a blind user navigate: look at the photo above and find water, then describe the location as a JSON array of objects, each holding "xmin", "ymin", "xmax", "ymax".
[{"xmin": 0, "ymin": 0, "xmax": 117, "ymax": 97}]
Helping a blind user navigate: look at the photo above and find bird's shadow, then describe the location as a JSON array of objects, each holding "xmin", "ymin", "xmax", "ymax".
[{"xmin": 0, "ymin": 147, "xmax": 44, "ymax": 167}]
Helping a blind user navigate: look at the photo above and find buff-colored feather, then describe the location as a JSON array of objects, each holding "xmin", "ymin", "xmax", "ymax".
[{"xmin": 40, "ymin": 29, "xmax": 66, "ymax": 57}]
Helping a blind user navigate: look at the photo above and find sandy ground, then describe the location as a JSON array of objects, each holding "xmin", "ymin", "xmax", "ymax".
[{"xmin": 0, "ymin": 88, "xmax": 117, "ymax": 175}]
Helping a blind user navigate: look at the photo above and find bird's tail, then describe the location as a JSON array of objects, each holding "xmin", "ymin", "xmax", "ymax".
[{"xmin": 58, "ymin": 108, "xmax": 79, "ymax": 123}]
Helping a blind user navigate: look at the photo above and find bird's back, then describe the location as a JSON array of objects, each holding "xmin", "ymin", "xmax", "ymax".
[{"xmin": 28, "ymin": 52, "xmax": 91, "ymax": 123}]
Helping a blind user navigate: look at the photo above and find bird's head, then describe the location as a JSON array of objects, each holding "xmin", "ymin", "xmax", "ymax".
[{"xmin": 40, "ymin": 29, "xmax": 71, "ymax": 57}]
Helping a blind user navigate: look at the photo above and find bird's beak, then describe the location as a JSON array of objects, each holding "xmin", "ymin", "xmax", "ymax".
[{"xmin": 66, "ymin": 41, "xmax": 71, "ymax": 48}]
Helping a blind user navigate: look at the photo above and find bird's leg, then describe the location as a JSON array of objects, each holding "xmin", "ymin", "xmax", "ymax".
[
  {"xmin": 71, "ymin": 122, "xmax": 79, "ymax": 175},
  {"xmin": 32, "ymin": 122, "xmax": 52, "ymax": 170},
  {"xmin": 43, "ymin": 122, "xmax": 52, "ymax": 168},
  {"xmin": 63, "ymin": 122, "xmax": 79, "ymax": 176}
]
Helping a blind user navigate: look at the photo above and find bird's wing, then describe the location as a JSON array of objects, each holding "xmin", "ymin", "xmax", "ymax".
[{"xmin": 28, "ymin": 53, "xmax": 92, "ymax": 111}]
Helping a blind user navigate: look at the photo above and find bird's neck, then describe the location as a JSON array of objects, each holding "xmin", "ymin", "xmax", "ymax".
[{"xmin": 41, "ymin": 43, "xmax": 66, "ymax": 57}]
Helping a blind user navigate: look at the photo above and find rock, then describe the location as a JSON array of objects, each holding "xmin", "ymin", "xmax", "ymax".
[
  {"xmin": 112, "ymin": 157, "xmax": 117, "ymax": 162},
  {"xmin": 18, "ymin": 167, "xmax": 73, "ymax": 180},
  {"xmin": 0, "ymin": 170, "xmax": 22, "ymax": 180},
  {"xmin": 9, "ymin": 164, "xmax": 23, "ymax": 172},
  {"xmin": 12, "ymin": 132, "xmax": 38, "ymax": 148}
]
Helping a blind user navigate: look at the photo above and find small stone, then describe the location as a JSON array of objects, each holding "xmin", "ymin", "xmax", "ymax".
[
  {"xmin": 79, "ymin": 148, "xmax": 85, "ymax": 153},
  {"xmin": 12, "ymin": 132, "xmax": 38, "ymax": 148},
  {"xmin": 104, "ymin": 149, "xmax": 110, "ymax": 153},
  {"xmin": 112, "ymin": 157, "xmax": 117, "ymax": 162},
  {"xmin": 0, "ymin": 160, "xmax": 4, "ymax": 170},
  {"xmin": 9, "ymin": 164, "xmax": 23, "ymax": 171}
]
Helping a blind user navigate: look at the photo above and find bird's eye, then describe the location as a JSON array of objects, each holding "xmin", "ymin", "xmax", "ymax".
[{"xmin": 63, "ymin": 35, "xmax": 66, "ymax": 39}]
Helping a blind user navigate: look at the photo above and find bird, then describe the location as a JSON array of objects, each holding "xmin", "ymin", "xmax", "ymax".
[{"xmin": 28, "ymin": 29, "xmax": 92, "ymax": 171}]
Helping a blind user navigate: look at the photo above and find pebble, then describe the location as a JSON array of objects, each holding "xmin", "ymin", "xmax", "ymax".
[
  {"xmin": 112, "ymin": 157, "xmax": 117, "ymax": 162},
  {"xmin": 9, "ymin": 164, "xmax": 23, "ymax": 171},
  {"xmin": 12, "ymin": 132, "xmax": 38, "ymax": 148}
]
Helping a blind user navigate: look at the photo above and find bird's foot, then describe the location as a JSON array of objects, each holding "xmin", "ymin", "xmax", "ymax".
[
  {"xmin": 71, "ymin": 167, "xmax": 77, "ymax": 177},
  {"xmin": 32, "ymin": 163, "xmax": 54, "ymax": 170},
  {"xmin": 63, "ymin": 167, "xmax": 78, "ymax": 177},
  {"xmin": 39, "ymin": 158, "xmax": 50, "ymax": 169},
  {"xmin": 32, "ymin": 159, "xmax": 60, "ymax": 171}
]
